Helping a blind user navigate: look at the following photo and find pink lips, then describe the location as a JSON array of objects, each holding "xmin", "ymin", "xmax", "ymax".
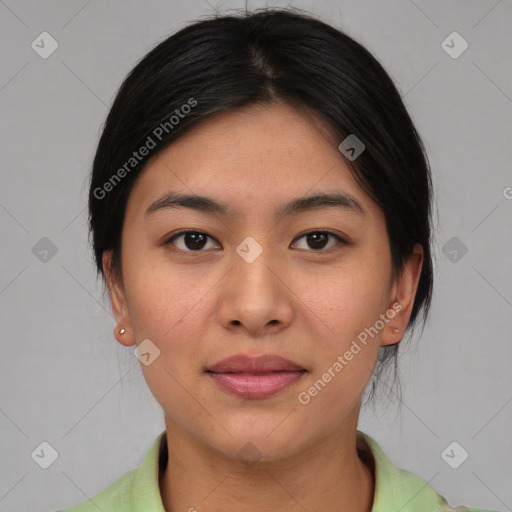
[{"xmin": 205, "ymin": 354, "xmax": 307, "ymax": 399}]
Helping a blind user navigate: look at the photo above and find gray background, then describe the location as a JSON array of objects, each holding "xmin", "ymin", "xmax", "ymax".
[{"xmin": 1, "ymin": 1, "xmax": 511, "ymax": 511}]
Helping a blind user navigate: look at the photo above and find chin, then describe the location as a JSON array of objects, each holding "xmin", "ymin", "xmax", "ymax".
[{"xmin": 202, "ymin": 423, "xmax": 311, "ymax": 465}]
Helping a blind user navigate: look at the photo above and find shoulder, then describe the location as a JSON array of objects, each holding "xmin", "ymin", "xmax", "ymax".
[
  {"xmin": 356, "ymin": 430, "xmax": 499, "ymax": 512},
  {"xmin": 393, "ymin": 465, "xmax": 497, "ymax": 512},
  {"xmin": 55, "ymin": 431, "xmax": 167, "ymax": 512},
  {"xmin": 56, "ymin": 469, "xmax": 136, "ymax": 512}
]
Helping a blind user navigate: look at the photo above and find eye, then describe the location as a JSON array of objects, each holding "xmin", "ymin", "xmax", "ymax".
[
  {"xmin": 164, "ymin": 230, "xmax": 220, "ymax": 252},
  {"xmin": 291, "ymin": 231, "xmax": 346, "ymax": 251},
  {"xmin": 164, "ymin": 229, "xmax": 346, "ymax": 253}
]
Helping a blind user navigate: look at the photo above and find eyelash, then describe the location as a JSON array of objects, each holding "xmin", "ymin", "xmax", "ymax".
[{"xmin": 164, "ymin": 229, "xmax": 347, "ymax": 253}]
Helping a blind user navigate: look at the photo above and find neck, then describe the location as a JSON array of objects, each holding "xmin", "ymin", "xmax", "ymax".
[{"xmin": 158, "ymin": 420, "xmax": 375, "ymax": 512}]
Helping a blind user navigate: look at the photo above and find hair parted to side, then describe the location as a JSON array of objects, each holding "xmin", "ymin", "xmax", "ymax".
[{"xmin": 87, "ymin": 7, "xmax": 434, "ymax": 410}]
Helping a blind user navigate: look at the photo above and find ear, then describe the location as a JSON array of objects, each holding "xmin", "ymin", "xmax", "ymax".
[
  {"xmin": 381, "ymin": 244, "xmax": 424, "ymax": 347},
  {"xmin": 102, "ymin": 250, "xmax": 136, "ymax": 347}
]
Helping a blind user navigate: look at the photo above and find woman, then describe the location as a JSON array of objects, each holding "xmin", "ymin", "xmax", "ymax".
[{"xmin": 58, "ymin": 7, "xmax": 497, "ymax": 512}]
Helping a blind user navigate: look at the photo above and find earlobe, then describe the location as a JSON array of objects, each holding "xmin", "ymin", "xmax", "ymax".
[
  {"xmin": 380, "ymin": 301, "xmax": 403, "ymax": 346},
  {"xmin": 381, "ymin": 244, "xmax": 424, "ymax": 347},
  {"xmin": 113, "ymin": 324, "xmax": 135, "ymax": 347},
  {"xmin": 102, "ymin": 250, "xmax": 136, "ymax": 347}
]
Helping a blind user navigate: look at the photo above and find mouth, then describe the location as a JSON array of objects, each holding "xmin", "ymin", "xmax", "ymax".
[
  {"xmin": 205, "ymin": 353, "xmax": 306, "ymax": 373},
  {"xmin": 205, "ymin": 354, "xmax": 307, "ymax": 399},
  {"xmin": 205, "ymin": 370, "xmax": 307, "ymax": 399}
]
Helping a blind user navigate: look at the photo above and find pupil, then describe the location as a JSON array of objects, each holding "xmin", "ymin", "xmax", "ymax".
[
  {"xmin": 186, "ymin": 233, "xmax": 206, "ymax": 250},
  {"xmin": 183, "ymin": 232, "xmax": 328, "ymax": 251},
  {"xmin": 308, "ymin": 232, "xmax": 327, "ymax": 250}
]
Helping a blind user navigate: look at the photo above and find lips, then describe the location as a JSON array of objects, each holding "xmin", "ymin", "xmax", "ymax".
[
  {"xmin": 205, "ymin": 354, "xmax": 306, "ymax": 374},
  {"xmin": 205, "ymin": 354, "xmax": 307, "ymax": 399}
]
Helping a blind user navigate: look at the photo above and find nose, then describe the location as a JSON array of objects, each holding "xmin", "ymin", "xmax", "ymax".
[{"xmin": 217, "ymin": 238, "xmax": 293, "ymax": 337}]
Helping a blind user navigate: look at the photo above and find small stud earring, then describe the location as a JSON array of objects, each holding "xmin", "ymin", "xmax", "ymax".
[
  {"xmin": 392, "ymin": 327, "xmax": 400, "ymax": 334},
  {"xmin": 119, "ymin": 328, "xmax": 126, "ymax": 335}
]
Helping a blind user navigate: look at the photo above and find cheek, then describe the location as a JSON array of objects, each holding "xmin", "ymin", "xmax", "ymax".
[
  {"xmin": 295, "ymin": 270, "xmax": 384, "ymax": 418},
  {"xmin": 302, "ymin": 259, "xmax": 391, "ymax": 345},
  {"xmin": 122, "ymin": 260, "xmax": 212, "ymax": 414},
  {"xmin": 122, "ymin": 253, "xmax": 212, "ymax": 349}
]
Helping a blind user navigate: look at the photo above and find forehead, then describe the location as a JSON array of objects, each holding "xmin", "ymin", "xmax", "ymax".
[{"xmin": 125, "ymin": 101, "xmax": 379, "ymax": 222}]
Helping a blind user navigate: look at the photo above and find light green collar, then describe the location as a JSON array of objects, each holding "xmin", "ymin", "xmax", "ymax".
[{"xmin": 129, "ymin": 429, "xmax": 478, "ymax": 512}]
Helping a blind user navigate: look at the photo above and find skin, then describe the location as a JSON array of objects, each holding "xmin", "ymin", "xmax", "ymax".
[{"xmin": 103, "ymin": 100, "xmax": 423, "ymax": 512}]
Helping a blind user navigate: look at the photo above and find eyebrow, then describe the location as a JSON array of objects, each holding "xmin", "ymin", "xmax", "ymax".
[{"xmin": 145, "ymin": 190, "xmax": 365, "ymax": 220}]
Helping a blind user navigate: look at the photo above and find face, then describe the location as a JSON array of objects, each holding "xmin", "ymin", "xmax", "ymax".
[{"xmin": 104, "ymin": 101, "xmax": 423, "ymax": 462}]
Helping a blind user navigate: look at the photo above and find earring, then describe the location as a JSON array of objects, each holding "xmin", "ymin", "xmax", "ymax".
[
  {"xmin": 392, "ymin": 327, "xmax": 400, "ymax": 334},
  {"xmin": 119, "ymin": 328, "xmax": 126, "ymax": 335}
]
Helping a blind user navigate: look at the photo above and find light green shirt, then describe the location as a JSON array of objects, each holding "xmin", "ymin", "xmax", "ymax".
[{"xmin": 57, "ymin": 430, "xmax": 497, "ymax": 512}]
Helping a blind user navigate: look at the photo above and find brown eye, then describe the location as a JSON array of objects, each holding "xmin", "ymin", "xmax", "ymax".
[
  {"xmin": 292, "ymin": 231, "xmax": 345, "ymax": 251},
  {"xmin": 165, "ymin": 231, "xmax": 219, "ymax": 252},
  {"xmin": 165, "ymin": 229, "xmax": 346, "ymax": 253}
]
